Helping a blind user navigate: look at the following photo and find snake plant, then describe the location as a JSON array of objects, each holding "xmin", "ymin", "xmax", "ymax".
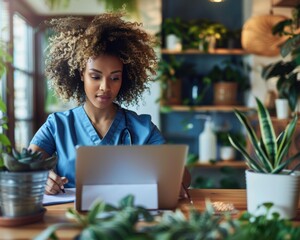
[
  {"xmin": 229, "ymin": 97, "xmax": 300, "ymax": 174},
  {"xmin": 2, "ymin": 148, "xmax": 57, "ymax": 172}
]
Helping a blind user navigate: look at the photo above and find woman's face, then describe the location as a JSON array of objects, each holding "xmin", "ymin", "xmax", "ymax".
[{"xmin": 82, "ymin": 55, "xmax": 123, "ymax": 110}]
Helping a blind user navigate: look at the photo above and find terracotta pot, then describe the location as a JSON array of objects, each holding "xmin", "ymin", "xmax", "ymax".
[
  {"xmin": 213, "ymin": 82, "xmax": 238, "ymax": 105},
  {"xmin": 161, "ymin": 78, "xmax": 182, "ymax": 105}
]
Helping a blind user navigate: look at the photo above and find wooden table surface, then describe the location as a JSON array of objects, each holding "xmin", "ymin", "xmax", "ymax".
[{"xmin": 0, "ymin": 189, "xmax": 299, "ymax": 239}]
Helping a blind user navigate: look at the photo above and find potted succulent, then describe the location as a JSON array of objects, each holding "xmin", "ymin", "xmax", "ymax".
[
  {"xmin": 204, "ymin": 60, "xmax": 251, "ymax": 105},
  {"xmin": 229, "ymin": 97, "xmax": 300, "ymax": 219},
  {"xmin": 0, "ymin": 148, "xmax": 57, "ymax": 218},
  {"xmin": 261, "ymin": 4, "xmax": 300, "ymax": 118}
]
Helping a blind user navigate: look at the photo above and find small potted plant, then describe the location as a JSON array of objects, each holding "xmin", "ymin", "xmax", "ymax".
[
  {"xmin": 204, "ymin": 60, "xmax": 250, "ymax": 105},
  {"xmin": 161, "ymin": 17, "xmax": 185, "ymax": 51},
  {"xmin": 187, "ymin": 19, "xmax": 228, "ymax": 52},
  {"xmin": 0, "ymin": 147, "xmax": 57, "ymax": 218},
  {"xmin": 155, "ymin": 56, "xmax": 195, "ymax": 106},
  {"xmin": 229, "ymin": 97, "xmax": 300, "ymax": 219}
]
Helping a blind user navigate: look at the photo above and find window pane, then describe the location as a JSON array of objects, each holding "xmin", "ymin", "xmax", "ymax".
[
  {"xmin": 14, "ymin": 70, "xmax": 33, "ymax": 119},
  {"xmin": 13, "ymin": 14, "xmax": 33, "ymax": 71},
  {"xmin": 15, "ymin": 120, "xmax": 33, "ymax": 150}
]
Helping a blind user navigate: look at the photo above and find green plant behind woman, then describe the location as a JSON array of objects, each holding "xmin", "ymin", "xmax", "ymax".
[{"xmin": 0, "ymin": 38, "xmax": 12, "ymax": 169}]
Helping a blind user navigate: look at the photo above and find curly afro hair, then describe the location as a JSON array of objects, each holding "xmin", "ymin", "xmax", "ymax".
[{"xmin": 45, "ymin": 11, "xmax": 158, "ymax": 106}]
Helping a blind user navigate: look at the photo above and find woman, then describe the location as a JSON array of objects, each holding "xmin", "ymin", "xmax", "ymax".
[{"xmin": 29, "ymin": 11, "xmax": 190, "ymax": 195}]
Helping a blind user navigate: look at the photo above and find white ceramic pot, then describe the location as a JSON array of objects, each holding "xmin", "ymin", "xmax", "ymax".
[
  {"xmin": 220, "ymin": 146, "xmax": 235, "ymax": 161},
  {"xmin": 275, "ymin": 98, "xmax": 290, "ymax": 119},
  {"xmin": 166, "ymin": 34, "xmax": 182, "ymax": 51},
  {"xmin": 245, "ymin": 169, "xmax": 300, "ymax": 219}
]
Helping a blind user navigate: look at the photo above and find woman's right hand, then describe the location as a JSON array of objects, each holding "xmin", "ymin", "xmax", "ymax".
[{"xmin": 45, "ymin": 170, "xmax": 68, "ymax": 195}]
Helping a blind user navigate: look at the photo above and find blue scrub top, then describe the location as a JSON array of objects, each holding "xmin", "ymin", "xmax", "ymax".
[{"xmin": 30, "ymin": 105, "xmax": 165, "ymax": 187}]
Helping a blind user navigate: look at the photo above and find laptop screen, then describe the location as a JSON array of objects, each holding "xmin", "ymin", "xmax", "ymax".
[{"xmin": 75, "ymin": 144, "xmax": 188, "ymax": 211}]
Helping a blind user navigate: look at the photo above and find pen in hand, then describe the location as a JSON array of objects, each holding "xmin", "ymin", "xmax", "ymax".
[
  {"xmin": 182, "ymin": 183, "xmax": 193, "ymax": 205},
  {"xmin": 46, "ymin": 170, "xmax": 68, "ymax": 195}
]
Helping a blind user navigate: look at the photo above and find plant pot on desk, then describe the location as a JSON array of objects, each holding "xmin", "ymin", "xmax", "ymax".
[
  {"xmin": 0, "ymin": 170, "xmax": 49, "ymax": 217},
  {"xmin": 246, "ymin": 169, "xmax": 300, "ymax": 219}
]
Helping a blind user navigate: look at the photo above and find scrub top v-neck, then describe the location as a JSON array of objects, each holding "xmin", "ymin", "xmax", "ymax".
[{"xmin": 30, "ymin": 105, "xmax": 165, "ymax": 187}]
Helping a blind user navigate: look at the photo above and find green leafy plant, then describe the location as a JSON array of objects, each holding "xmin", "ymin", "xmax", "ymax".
[
  {"xmin": 231, "ymin": 203, "xmax": 300, "ymax": 240},
  {"xmin": 2, "ymin": 148, "xmax": 57, "ymax": 172},
  {"xmin": 155, "ymin": 56, "xmax": 196, "ymax": 105},
  {"xmin": 0, "ymin": 38, "xmax": 12, "ymax": 170},
  {"xmin": 161, "ymin": 17, "xmax": 186, "ymax": 42},
  {"xmin": 261, "ymin": 4, "xmax": 300, "ymax": 112},
  {"xmin": 187, "ymin": 19, "xmax": 228, "ymax": 50},
  {"xmin": 217, "ymin": 131, "xmax": 246, "ymax": 147},
  {"xmin": 35, "ymin": 195, "xmax": 239, "ymax": 240},
  {"xmin": 35, "ymin": 195, "xmax": 300, "ymax": 240},
  {"xmin": 34, "ymin": 195, "xmax": 154, "ymax": 240},
  {"xmin": 204, "ymin": 60, "xmax": 251, "ymax": 91},
  {"xmin": 229, "ymin": 97, "xmax": 300, "ymax": 174}
]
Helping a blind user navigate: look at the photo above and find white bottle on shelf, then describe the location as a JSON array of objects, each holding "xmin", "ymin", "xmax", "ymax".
[{"xmin": 199, "ymin": 118, "xmax": 217, "ymax": 163}]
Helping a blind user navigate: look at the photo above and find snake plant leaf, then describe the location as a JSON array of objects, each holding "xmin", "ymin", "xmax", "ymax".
[
  {"xmin": 233, "ymin": 109, "xmax": 272, "ymax": 172},
  {"xmin": 273, "ymin": 151, "xmax": 300, "ymax": 174},
  {"xmin": 256, "ymin": 97, "xmax": 277, "ymax": 166},
  {"xmin": 276, "ymin": 140, "xmax": 292, "ymax": 171},
  {"xmin": 275, "ymin": 115, "xmax": 297, "ymax": 167},
  {"xmin": 228, "ymin": 135, "xmax": 265, "ymax": 172},
  {"xmin": 289, "ymin": 162, "xmax": 300, "ymax": 174}
]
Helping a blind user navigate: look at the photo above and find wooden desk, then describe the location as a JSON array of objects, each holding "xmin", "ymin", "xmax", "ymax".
[{"xmin": 1, "ymin": 189, "xmax": 299, "ymax": 239}]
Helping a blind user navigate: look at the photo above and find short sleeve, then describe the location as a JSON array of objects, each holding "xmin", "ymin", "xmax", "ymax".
[{"xmin": 30, "ymin": 114, "xmax": 56, "ymax": 155}]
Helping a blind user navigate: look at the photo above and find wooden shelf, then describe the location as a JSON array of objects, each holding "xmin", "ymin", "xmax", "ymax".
[
  {"xmin": 273, "ymin": 0, "xmax": 298, "ymax": 7},
  {"xmin": 160, "ymin": 105, "xmax": 255, "ymax": 113},
  {"xmin": 161, "ymin": 48, "xmax": 248, "ymax": 55},
  {"xmin": 188, "ymin": 161, "xmax": 247, "ymax": 169}
]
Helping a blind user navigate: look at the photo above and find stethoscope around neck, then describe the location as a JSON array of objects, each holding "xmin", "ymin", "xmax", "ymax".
[{"xmin": 120, "ymin": 109, "xmax": 133, "ymax": 145}]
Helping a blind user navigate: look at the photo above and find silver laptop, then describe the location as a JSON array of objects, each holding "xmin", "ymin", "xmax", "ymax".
[{"xmin": 75, "ymin": 144, "xmax": 188, "ymax": 211}]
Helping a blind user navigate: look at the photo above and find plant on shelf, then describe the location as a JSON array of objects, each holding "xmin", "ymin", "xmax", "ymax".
[
  {"xmin": 229, "ymin": 97, "xmax": 300, "ymax": 219},
  {"xmin": 155, "ymin": 56, "xmax": 195, "ymax": 106},
  {"xmin": 187, "ymin": 19, "xmax": 228, "ymax": 52},
  {"xmin": 160, "ymin": 17, "xmax": 186, "ymax": 50},
  {"xmin": 204, "ymin": 59, "xmax": 251, "ymax": 105},
  {"xmin": 261, "ymin": 4, "xmax": 300, "ymax": 116}
]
